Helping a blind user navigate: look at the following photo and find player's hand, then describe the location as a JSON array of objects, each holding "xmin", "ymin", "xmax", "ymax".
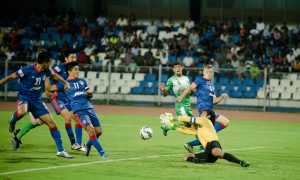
[
  {"xmin": 158, "ymin": 83, "xmax": 165, "ymax": 91},
  {"xmin": 64, "ymin": 83, "xmax": 70, "ymax": 91},
  {"xmin": 221, "ymin": 93, "xmax": 229, "ymax": 99},
  {"xmin": 86, "ymin": 92, "xmax": 93, "ymax": 98},
  {"xmin": 177, "ymin": 95, "xmax": 183, "ymax": 103},
  {"xmin": 159, "ymin": 113, "xmax": 174, "ymax": 127}
]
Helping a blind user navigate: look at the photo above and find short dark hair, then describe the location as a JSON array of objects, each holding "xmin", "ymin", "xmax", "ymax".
[
  {"xmin": 37, "ymin": 49, "xmax": 51, "ymax": 64},
  {"xmin": 173, "ymin": 62, "xmax": 182, "ymax": 67},
  {"xmin": 66, "ymin": 61, "xmax": 78, "ymax": 71},
  {"xmin": 203, "ymin": 109, "xmax": 216, "ymax": 124},
  {"xmin": 64, "ymin": 49, "xmax": 76, "ymax": 59}
]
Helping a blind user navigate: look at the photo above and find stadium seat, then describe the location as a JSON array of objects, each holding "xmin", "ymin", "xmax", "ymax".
[
  {"xmin": 270, "ymin": 78, "xmax": 279, "ymax": 88},
  {"xmin": 244, "ymin": 78, "xmax": 254, "ymax": 86},
  {"xmin": 232, "ymin": 78, "xmax": 242, "ymax": 86},
  {"xmin": 131, "ymin": 87, "xmax": 143, "ymax": 94},
  {"xmin": 280, "ymin": 89, "xmax": 292, "ymax": 100},
  {"xmin": 231, "ymin": 90, "xmax": 242, "ymax": 98},
  {"xmin": 244, "ymin": 90, "xmax": 256, "ymax": 98},
  {"xmin": 111, "ymin": 72, "xmax": 121, "ymax": 80},
  {"xmin": 145, "ymin": 74, "xmax": 156, "ymax": 82},
  {"xmin": 218, "ymin": 76, "xmax": 229, "ymax": 86},
  {"xmin": 280, "ymin": 79, "xmax": 290, "ymax": 87},
  {"xmin": 161, "ymin": 74, "xmax": 169, "ymax": 83},
  {"xmin": 95, "ymin": 85, "xmax": 107, "ymax": 93},
  {"xmin": 255, "ymin": 78, "xmax": 264, "ymax": 87},
  {"xmin": 144, "ymin": 87, "xmax": 155, "ymax": 95},
  {"xmin": 257, "ymin": 88, "xmax": 266, "ymax": 98},
  {"xmin": 79, "ymin": 71, "xmax": 86, "ymax": 78},
  {"xmin": 120, "ymin": 86, "xmax": 131, "ymax": 94},
  {"xmin": 269, "ymin": 86, "xmax": 280, "ymax": 99},
  {"xmin": 293, "ymin": 80, "xmax": 300, "ymax": 88},
  {"xmin": 134, "ymin": 73, "xmax": 145, "ymax": 81},
  {"xmin": 293, "ymin": 87, "xmax": 300, "ymax": 100},
  {"xmin": 86, "ymin": 71, "xmax": 98, "ymax": 79},
  {"xmin": 288, "ymin": 73, "xmax": 298, "ymax": 81},
  {"xmin": 122, "ymin": 73, "xmax": 133, "ymax": 80},
  {"xmin": 109, "ymin": 86, "xmax": 119, "ymax": 94},
  {"xmin": 99, "ymin": 72, "xmax": 109, "ymax": 80}
]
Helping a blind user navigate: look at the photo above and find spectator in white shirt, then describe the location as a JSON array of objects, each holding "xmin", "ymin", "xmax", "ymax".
[
  {"xmin": 96, "ymin": 14, "xmax": 108, "ymax": 26},
  {"xmin": 147, "ymin": 21, "xmax": 158, "ymax": 37},
  {"xmin": 116, "ymin": 14, "xmax": 128, "ymax": 27},
  {"xmin": 182, "ymin": 53, "xmax": 194, "ymax": 67},
  {"xmin": 184, "ymin": 17, "xmax": 195, "ymax": 30},
  {"xmin": 177, "ymin": 23, "xmax": 187, "ymax": 36}
]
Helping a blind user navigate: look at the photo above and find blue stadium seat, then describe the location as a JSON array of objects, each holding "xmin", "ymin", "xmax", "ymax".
[
  {"xmin": 131, "ymin": 87, "xmax": 143, "ymax": 94},
  {"xmin": 232, "ymin": 78, "xmax": 242, "ymax": 86},
  {"xmin": 139, "ymin": 80, "xmax": 149, "ymax": 88},
  {"xmin": 244, "ymin": 90, "xmax": 256, "ymax": 98},
  {"xmin": 161, "ymin": 74, "xmax": 169, "ymax": 83},
  {"xmin": 231, "ymin": 90, "xmax": 242, "ymax": 98},
  {"xmin": 144, "ymin": 87, "xmax": 155, "ymax": 95},
  {"xmin": 255, "ymin": 78, "xmax": 264, "ymax": 87},
  {"xmin": 145, "ymin": 74, "xmax": 156, "ymax": 82},
  {"xmin": 40, "ymin": 33, "xmax": 48, "ymax": 40},
  {"xmin": 218, "ymin": 76, "xmax": 229, "ymax": 86},
  {"xmin": 63, "ymin": 33, "xmax": 72, "ymax": 43},
  {"xmin": 244, "ymin": 77, "xmax": 254, "ymax": 86}
]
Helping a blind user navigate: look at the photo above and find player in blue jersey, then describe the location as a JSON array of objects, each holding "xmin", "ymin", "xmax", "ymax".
[
  {"xmin": 49, "ymin": 49, "xmax": 83, "ymax": 151},
  {"xmin": 49, "ymin": 61, "xmax": 107, "ymax": 158},
  {"xmin": 0, "ymin": 49, "xmax": 73, "ymax": 158},
  {"xmin": 177, "ymin": 64, "xmax": 229, "ymax": 153}
]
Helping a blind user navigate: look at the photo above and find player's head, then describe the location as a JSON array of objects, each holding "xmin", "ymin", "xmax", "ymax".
[
  {"xmin": 64, "ymin": 49, "xmax": 77, "ymax": 63},
  {"xmin": 66, "ymin": 61, "xmax": 79, "ymax": 79},
  {"xmin": 201, "ymin": 109, "xmax": 216, "ymax": 124},
  {"xmin": 37, "ymin": 49, "xmax": 51, "ymax": 71},
  {"xmin": 202, "ymin": 64, "xmax": 213, "ymax": 80},
  {"xmin": 172, "ymin": 62, "xmax": 183, "ymax": 76}
]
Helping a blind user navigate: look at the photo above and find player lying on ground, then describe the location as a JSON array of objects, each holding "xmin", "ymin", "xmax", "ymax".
[
  {"xmin": 159, "ymin": 110, "xmax": 250, "ymax": 167},
  {"xmin": 49, "ymin": 61, "xmax": 108, "ymax": 158}
]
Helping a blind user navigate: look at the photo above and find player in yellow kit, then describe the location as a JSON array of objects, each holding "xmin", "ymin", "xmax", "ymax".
[{"xmin": 159, "ymin": 110, "xmax": 250, "ymax": 167}]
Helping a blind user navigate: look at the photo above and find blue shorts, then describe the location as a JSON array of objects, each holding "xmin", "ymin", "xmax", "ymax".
[
  {"xmin": 51, "ymin": 98, "xmax": 72, "ymax": 115},
  {"xmin": 17, "ymin": 95, "xmax": 50, "ymax": 119},
  {"xmin": 74, "ymin": 109, "xmax": 101, "ymax": 128}
]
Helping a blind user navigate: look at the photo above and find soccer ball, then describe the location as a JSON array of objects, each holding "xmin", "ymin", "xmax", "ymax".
[{"xmin": 139, "ymin": 126, "xmax": 153, "ymax": 140}]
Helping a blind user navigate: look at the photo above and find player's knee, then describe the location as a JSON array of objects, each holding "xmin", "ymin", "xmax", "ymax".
[
  {"xmin": 218, "ymin": 116, "xmax": 229, "ymax": 127},
  {"xmin": 212, "ymin": 148, "xmax": 223, "ymax": 158}
]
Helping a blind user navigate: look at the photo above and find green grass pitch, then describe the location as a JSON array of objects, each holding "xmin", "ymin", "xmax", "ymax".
[{"xmin": 0, "ymin": 110, "xmax": 300, "ymax": 179}]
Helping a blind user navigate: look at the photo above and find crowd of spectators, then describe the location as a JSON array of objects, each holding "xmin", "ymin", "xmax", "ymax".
[{"xmin": 1, "ymin": 9, "xmax": 300, "ymax": 80}]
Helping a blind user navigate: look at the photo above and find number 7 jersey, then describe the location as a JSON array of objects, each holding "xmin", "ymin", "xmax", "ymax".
[{"xmin": 57, "ymin": 78, "xmax": 93, "ymax": 112}]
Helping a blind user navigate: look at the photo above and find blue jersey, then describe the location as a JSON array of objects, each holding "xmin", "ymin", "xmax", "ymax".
[
  {"xmin": 57, "ymin": 78, "xmax": 93, "ymax": 112},
  {"xmin": 194, "ymin": 77, "xmax": 215, "ymax": 113},
  {"xmin": 16, "ymin": 63, "xmax": 51, "ymax": 100},
  {"xmin": 51, "ymin": 63, "xmax": 68, "ymax": 100}
]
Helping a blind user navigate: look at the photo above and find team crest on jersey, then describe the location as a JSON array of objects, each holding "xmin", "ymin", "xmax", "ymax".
[
  {"xmin": 79, "ymin": 80, "xmax": 84, "ymax": 86},
  {"xmin": 42, "ymin": 75, "xmax": 46, "ymax": 80},
  {"xmin": 59, "ymin": 104, "xmax": 64, "ymax": 108}
]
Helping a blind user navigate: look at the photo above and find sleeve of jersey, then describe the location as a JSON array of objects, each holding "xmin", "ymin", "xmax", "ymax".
[
  {"xmin": 193, "ymin": 77, "xmax": 202, "ymax": 86},
  {"xmin": 83, "ymin": 79, "xmax": 90, "ymax": 91},
  {"xmin": 16, "ymin": 66, "xmax": 28, "ymax": 78},
  {"xmin": 53, "ymin": 65, "xmax": 61, "ymax": 74},
  {"xmin": 165, "ymin": 78, "xmax": 173, "ymax": 90}
]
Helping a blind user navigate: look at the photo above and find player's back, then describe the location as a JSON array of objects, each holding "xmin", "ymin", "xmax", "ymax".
[
  {"xmin": 196, "ymin": 117, "xmax": 218, "ymax": 148},
  {"xmin": 194, "ymin": 77, "xmax": 215, "ymax": 112},
  {"xmin": 63, "ymin": 78, "xmax": 93, "ymax": 112},
  {"xmin": 17, "ymin": 63, "xmax": 51, "ymax": 100}
]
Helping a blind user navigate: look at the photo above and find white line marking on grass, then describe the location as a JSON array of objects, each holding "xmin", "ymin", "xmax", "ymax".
[
  {"xmin": 0, "ymin": 146, "xmax": 264, "ymax": 176},
  {"xmin": 228, "ymin": 130, "xmax": 297, "ymax": 135}
]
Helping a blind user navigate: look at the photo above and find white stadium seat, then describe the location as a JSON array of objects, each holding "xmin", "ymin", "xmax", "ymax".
[
  {"xmin": 86, "ymin": 71, "xmax": 98, "ymax": 79},
  {"xmin": 270, "ymin": 78, "xmax": 279, "ymax": 88},
  {"xmin": 120, "ymin": 86, "xmax": 131, "ymax": 94},
  {"xmin": 134, "ymin": 73, "xmax": 145, "ymax": 81},
  {"xmin": 122, "ymin": 73, "xmax": 133, "ymax": 80},
  {"xmin": 79, "ymin": 71, "xmax": 85, "ymax": 78},
  {"xmin": 280, "ymin": 79, "xmax": 290, "ymax": 87}
]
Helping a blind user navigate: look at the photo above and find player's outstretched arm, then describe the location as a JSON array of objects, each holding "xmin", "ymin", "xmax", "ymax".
[
  {"xmin": 213, "ymin": 93, "xmax": 229, "ymax": 105},
  {"xmin": 177, "ymin": 82, "xmax": 196, "ymax": 102},
  {"xmin": 0, "ymin": 72, "xmax": 18, "ymax": 85},
  {"xmin": 51, "ymin": 72, "xmax": 70, "ymax": 91}
]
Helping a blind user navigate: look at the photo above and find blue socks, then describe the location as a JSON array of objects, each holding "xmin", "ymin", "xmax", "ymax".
[
  {"xmin": 187, "ymin": 139, "xmax": 201, "ymax": 147},
  {"xmin": 88, "ymin": 136, "xmax": 106, "ymax": 156},
  {"xmin": 75, "ymin": 124, "xmax": 82, "ymax": 145},
  {"xmin": 65, "ymin": 123, "xmax": 75, "ymax": 144},
  {"xmin": 10, "ymin": 111, "xmax": 24, "ymax": 124},
  {"xmin": 50, "ymin": 127, "xmax": 64, "ymax": 152}
]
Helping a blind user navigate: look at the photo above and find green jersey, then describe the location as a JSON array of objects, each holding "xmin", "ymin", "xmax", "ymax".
[{"xmin": 165, "ymin": 74, "xmax": 192, "ymax": 116}]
